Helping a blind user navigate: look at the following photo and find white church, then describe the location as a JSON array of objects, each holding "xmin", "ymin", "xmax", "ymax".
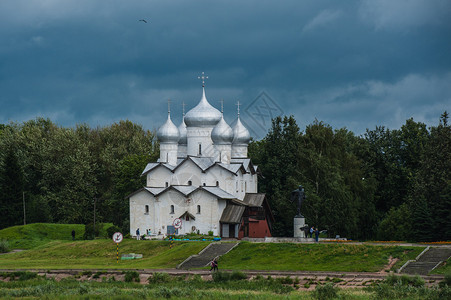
[{"xmin": 128, "ymin": 76, "xmax": 273, "ymax": 239}]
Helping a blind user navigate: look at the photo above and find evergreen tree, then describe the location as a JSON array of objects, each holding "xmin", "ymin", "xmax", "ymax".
[{"xmin": 0, "ymin": 148, "xmax": 24, "ymax": 228}]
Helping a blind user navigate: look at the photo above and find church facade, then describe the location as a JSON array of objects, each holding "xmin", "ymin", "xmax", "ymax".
[{"xmin": 128, "ymin": 81, "xmax": 273, "ymax": 238}]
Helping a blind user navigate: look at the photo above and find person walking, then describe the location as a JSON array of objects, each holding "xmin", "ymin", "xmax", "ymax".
[
  {"xmin": 210, "ymin": 257, "xmax": 218, "ymax": 272},
  {"xmin": 314, "ymin": 227, "xmax": 319, "ymax": 242},
  {"xmin": 136, "ymin": 228, "xmax": 140, "ymax": 240},
  {"xmin": 309, "ymin": 226, "xmax": 314, "ymax": 238},
  {"xmin": 71, "ymin": 229, "xmax": 75, "ymax": 241}
]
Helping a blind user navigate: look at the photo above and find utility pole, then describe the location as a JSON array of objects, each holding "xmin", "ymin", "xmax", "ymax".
[
  {"xmin": 93, "ymin": 197, "xmax": 97, "ymax": 236},
  {"xmin": 23, "ymin": 191, "xmax": 26, "ymax": 225}
]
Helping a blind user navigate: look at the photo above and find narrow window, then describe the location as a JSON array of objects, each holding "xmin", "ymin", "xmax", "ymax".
[
  {"xmin": 245, "ymin": 182, "xmax": 247, "ymax": 192},
  {"xmin": 145, "ymin": 205, "xmax": 149, "ymax": 214},
  {"xmin": 216, "ymin": 181, "xmax": 219, "ymax": 187},
  {"xmin": 198, "ymin": 143, "xmax": 202, "ymax": 156},
  {"xmin": 203, "ymin": 182, "xmax": 206, "ymax": 186},
  {"xmin": 236, "ymin": 181, "xmax": 238, "ymax": 192},
  {"xmin": 188, "ymin": 180, "xmax": 192, "ymax": 186},
  {"xmin": 170, "ymin": 205, "xmax": 174, "ymax": 214},
  {"xmin": 197, "ymin": 205, "xmax": 201, "ymax": 214},
  {"xmin": 165, "ymin": 182, "xmax": 169, "ymax": 187},
  {"xmin": 185, "ymin": 215, "xmax": 189, "ymax": 221}
]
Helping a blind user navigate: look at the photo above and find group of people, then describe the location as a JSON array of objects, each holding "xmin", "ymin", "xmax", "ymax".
[
  {"xmin": 210, "ymin": 257, "xmax": 219, "ymax": 271},
  {"xmin": 309, "ymin": 226, "xmax": 320, "ymax": 242}
]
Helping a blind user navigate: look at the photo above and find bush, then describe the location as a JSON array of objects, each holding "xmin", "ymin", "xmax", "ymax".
[
  {"xmin": 384, "ymin": 274, "xmax": 424, "ymax": 287},
  {"xmin": 83, "ymin": 223, "xmax": 99, "ymax": 240},
  {"xmin": 148, "ymin": 272, "xmax": 170, "ymax": 284},
  {"xmin": 0, "ymin": 240, "xmax": 9, "ymax": 253},
  {"xmin": 440, "ymin": 271, "xmax": 451, "ymax": 288},
  {"xmin": 212, "ymin": 271, "xmax": 247, "ymax": 282},
  {"xmin": 106, "ymin": 225, "xmax": 121, "ymax": 239},
  {"xmin": 312, "ymin": 283, "xmax": 338, "ymax": 300},
  {"xmin": 124, "ymin": 271, "xmax": 140, "ymax": 283}
]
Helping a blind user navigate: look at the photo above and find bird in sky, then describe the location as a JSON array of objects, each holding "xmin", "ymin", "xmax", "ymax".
[{"xmin": 139, "ymin": 19, "xmax": 148, "ymax": 23}]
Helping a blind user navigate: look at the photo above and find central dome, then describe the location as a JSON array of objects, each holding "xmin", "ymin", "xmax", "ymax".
[{"xmin": 184, "ymin": 88, "xmax": 222, "ymax": 127}]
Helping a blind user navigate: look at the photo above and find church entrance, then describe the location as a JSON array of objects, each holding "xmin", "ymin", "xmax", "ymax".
[{"xmin": 229, "ymin": 224, "xmax": 235, "ymax": 238}]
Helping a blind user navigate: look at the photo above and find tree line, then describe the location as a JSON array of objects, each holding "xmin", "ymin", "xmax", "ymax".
[
  {"xmin": 0, "ymin": 118, "xmax": 158, "ymax": 233},
  {"xmin": 249, "ymin": 112, "xmax": 450, "ymax": 242},
  {"xmin": 0, "ymin": 113, "xmax": 449, "ymax": 242}
]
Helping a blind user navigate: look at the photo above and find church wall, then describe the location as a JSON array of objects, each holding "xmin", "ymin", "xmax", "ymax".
[
  {"xmin": 156, "ymin": 190, "xmax": 224, "ymax": 236},
  {"xmin": 172, "ymin": 160, "xmax": 202, "ymax": 186},
  {"xmin": 186, "ymin": 127, "xmax": 215, "ymax": 157},
  {"xmin": 129, "ymin": 191, "xmax": 155, "ymax": 236},
  {"xmin": 147, "ymin": 167, "xmax": 173, "ymax": 187}
]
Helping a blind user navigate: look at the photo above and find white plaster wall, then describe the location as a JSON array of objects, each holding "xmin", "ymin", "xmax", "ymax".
[
  {"xmin": 187, "ymin": 127, "xmax": 215, "ymax": 157},
  {"xmin": 129, "ymin": 191, "xmax": 155, "ymax": 236},
  {"xmin": 173, "ymin": 160, "xmax": 203, "ymax": 186},
  {"xmin": 160, "ymin": 143, "xmax": 178, "ymax": 165},
  {"xmin": 147, "ymin": 167, "xmax": 173, "ymax": 187},
  {"xmin": 149, "ymin": 189, "xmax": 225, "ymax": 236}
]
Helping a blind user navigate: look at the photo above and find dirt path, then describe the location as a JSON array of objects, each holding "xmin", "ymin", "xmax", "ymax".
[{"xmin": 0, "ymin": 268, "xmax": 444, "ymax": 290}]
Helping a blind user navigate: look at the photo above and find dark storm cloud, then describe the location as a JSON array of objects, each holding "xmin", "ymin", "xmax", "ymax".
[{"xmin": 0, "ymin": 0, "xmax": 450, "ymax": 136}]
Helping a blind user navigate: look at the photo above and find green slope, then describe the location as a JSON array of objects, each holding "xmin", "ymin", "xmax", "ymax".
[{"xmin": 0, "ymin": 223, "xmax": 111, "ymax": 249}]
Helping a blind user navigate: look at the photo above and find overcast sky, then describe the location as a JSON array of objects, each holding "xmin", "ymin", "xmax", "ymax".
[{"xmin": 1, "ymin": 0, "xmax": 450, "ymax": 138}]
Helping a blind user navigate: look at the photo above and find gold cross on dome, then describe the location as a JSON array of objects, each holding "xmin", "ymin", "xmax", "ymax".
[
  {"xmin": 198, "ymin": 72, "xmax": 208, "ymax": 87},
  {"xmin": 236, "ymin": 100, "xmax": 241, "ymax": 116}
]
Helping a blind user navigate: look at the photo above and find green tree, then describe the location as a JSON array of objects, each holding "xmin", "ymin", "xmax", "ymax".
[
  {"xmin": 0, "ymin": 148, "xmax": 24, "ymax": 228},
  {"xmin": 409, "ymin": 112, "xmax": 451, "ymax": 241}
]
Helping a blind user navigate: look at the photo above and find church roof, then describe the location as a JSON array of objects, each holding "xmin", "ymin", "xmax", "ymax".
[
  {"xmin": 157, "ymin": 114, "xmax": 180, "ymax": 143},
  {"xmin": 202, "ymin": 186, "xmax": 236, "ymax": 199},
  {"xmin": 220, "ymin": 204, "xmax": 245, "ymax": 224},
  {"xmin": 242, "ymin": 193, "xmax": 266, "ymax": 207},
  {"xmin": 184, "ymin": 87, "xmax": 222, "ymax": 128},
  {"xmin": 179, "ymin": 211, "xmax": 196, "ymax": 220},
  {"xmin": 142, "ymin": 156, "xmax": 251, "ymax": 177}
]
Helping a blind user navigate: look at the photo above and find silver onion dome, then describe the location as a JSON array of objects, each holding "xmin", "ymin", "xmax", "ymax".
[
  {"xmin": 157, "ymin": 114, "xmax": 180, "ymax": 143},
  {"xmin": 184, "ymin": 88, "xmax": 222, "ymax": 127},
  {"xmin": 232, "ymin": 117, "xmax": 251, "ymax": 145},
  {"xmin": 178, "ymin": 117, "xmax": 187, "ymax": 145},
  {"xmin": 211, "ymin": 115, "xmax": 233, "ymax": 145}
]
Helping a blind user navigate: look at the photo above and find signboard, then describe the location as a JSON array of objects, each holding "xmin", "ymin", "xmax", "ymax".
[
  {"xmin": 173, "ymin": 218, "xmax": 182, "ymax": 229},
  {"xmin": 112, "ymin": 232, "xmax": 123, "ymax": 243}
]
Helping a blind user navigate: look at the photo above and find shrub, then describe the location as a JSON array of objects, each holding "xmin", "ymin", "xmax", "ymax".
[
  {"xmin": 208, "ymin": 231, "xmax": 213, "ymax": 236},
  {"xmin": 83, "ymin": 223, "xmax": 99, "ymax": 240},
  {"xmin": 124, "ymin": 271, "xmax": 140, "ymax": 283},
  {"xmin": 384, "ymin": 274, "xmax": 424, "ymax": 287},
  {"xmin": 106, "ymin": 225, "xmax": 121, "ymax": 239},
  {"xmin": 0, "ymin": 240, "xmax": 9, "ymax": 253},
  {"xmin": 440, "ymin": 271, "xmax": 451, "ymax": 288},
  {"xmin": 148, "ymin": 272, "xmax": 170, "ymax": 284},
  {"xmin": 230, "ymin": 271, "xmax": 247, "ymax": 281},
  {"xmin": 312, "ymin": 283, "xmax": 338, "ymax": 300}
]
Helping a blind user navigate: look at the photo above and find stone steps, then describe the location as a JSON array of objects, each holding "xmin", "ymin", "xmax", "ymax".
[
  {"xmin": 401, "ymin": 247, "xmax": 451, "ymax": 275},
  {"xmin": 178, "ymin": 242, "xmax": 239, "ymax": 270}
]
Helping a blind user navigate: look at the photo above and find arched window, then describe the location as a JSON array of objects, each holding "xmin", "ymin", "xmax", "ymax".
[
  {"xmin": 145, "ymin": 205, "xmax": 149, "ymax": 214},
  {"xmin": 170, "ymin": 205, "xmax": 174, "ymax": 214},
  {"xmin": 216, "ymin": 181, "xmax": 219, "ymax": 187},
  {"xmin": 165, "ymin": 182, "xmax": 169, "ymax": 187},
  {"xmin": 203, "ymin": 182, "xmax": 206, "ymax": 186},
  {"xmin": 188, "ymin": 180, "xmax": 192, "ymax": 186},
  {"xmin": 197, "ymin": 205, "xmax": 201, "ymax": 214}
]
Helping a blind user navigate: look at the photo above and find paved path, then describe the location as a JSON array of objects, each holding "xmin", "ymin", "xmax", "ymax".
[
  {"xmin": 178, "ymin": 242, "xmax": 239, "ymax": 269},
  {"xmin": 401, "ymin": 247, "xmax": 451, "ymax": 275}
]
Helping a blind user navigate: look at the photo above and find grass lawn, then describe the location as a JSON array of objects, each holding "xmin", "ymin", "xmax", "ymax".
[
  {"xmin": 0, "ymin": 223, "xmax": 111, "ymax": 249},
  {"xmin": 0, "ymin": 239, "xmax": 209, "ymax": 269},
  {"xmin": 431, "ymin": 257, "xmax": 451, "ymax": 275},
  {"xmin": 218, "ymin": 242, "xmax": 425, "ymax": 272}
]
